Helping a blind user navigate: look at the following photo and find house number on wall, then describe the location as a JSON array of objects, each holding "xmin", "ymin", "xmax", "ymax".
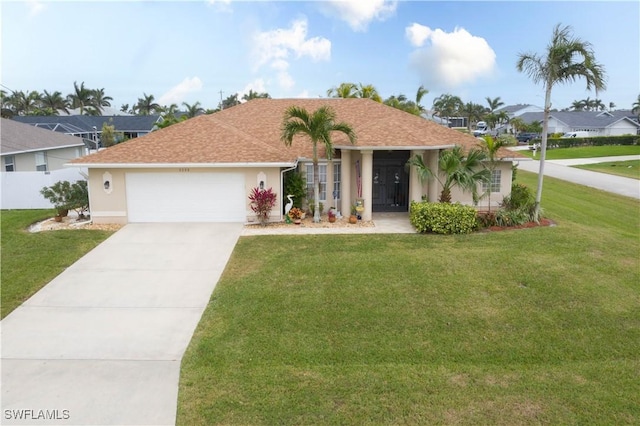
[{"xmin": 178, "ymin": 168, "xmax": 190, "ymax": 172}]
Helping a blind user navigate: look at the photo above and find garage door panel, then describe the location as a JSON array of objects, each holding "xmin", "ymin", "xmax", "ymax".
[{"xmin": 126, "ymin": 173, "xmax": 246, "ymax": 222}]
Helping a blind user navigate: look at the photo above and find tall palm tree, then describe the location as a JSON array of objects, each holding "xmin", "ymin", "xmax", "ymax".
[
  {"xmin": 432, "ymin": 94, "xmax": 463, "ymax": 127},
  {"xmin": 461, "ymin": 102, "xmax": 485, "ymax": 131},
  {"xmin": 414, "ymin": 85, "xmax": 429, "ymax": 115},
  {"xmin": 593, "ymin": 98, "xmax": 605, "ymax": 111},
  {"xmin": 242, "ymin": 90, "xmax": 270, "ymax": 101},
  {"xmin": 356, "ymin": 83, "xmax": 382, "ymax": 102},
  {"xmin": 632, "ymin": 95, "xmax": 640, "ymax": 121},
  {"xmin": 182, "ymin": 101, "xmax": 204, "ymax": 118},
  {"xmin": 135, "ymin": 93, "xmax": 161, "ymax": 115},
  {"xmin": 91, "ymin": 88, "xmax": 113, "ymax": 114},
  {"xmin": 517, "ymin": 23, "xmax": 606, "ymax": 219},
  {"xmin": 326, "ymin": 82, "xmax": 358, "ymax": 98},
  {"xmin": 67, "ymin": 81, "xmax": 93, "ymax": 115},
  {"xmin": 570, "ymin": 100, "xmax": 586, "ymax": 111},
  {"xmin": 485, "ymin": 96, "xmax": 505, "ymax": 113},
  {"xmin": 41, "ymin": 90, "xmax": 69, "ymax": 115},
  {"xmin": 608, "ymin": 101, "xmax": 616, "ymax": 111},
  {"xmin": 281, "ymin": 106, "xmax": 357, "ymax": 222},
  {"xmin": 407, "ymin": 146, "xmax": 489, "ymax": 203},
  {"xmin": 8, "ymin": 90, "xmax": 41, "ymax": 115}
]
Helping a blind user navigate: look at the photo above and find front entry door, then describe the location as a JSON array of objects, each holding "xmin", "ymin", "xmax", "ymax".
[{"xmin": 372, "ymin": 152, "xmax": 410, "ymax": 212}]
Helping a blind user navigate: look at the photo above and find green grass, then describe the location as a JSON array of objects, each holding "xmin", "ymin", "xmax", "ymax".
[
  {"xmin": 575, "ymin": 160, "xmax": 640, "ymax": 179},
  {"xmin": 1, "ymin": 210, "xmax": 114, "ymax": 319},
  {"xmin": 178, "ymin": 171, "xmax": 640, "ymax": 425},
  {"xmin": 518, "ymin": 145, "xmax": 640, "ymax": 160}
]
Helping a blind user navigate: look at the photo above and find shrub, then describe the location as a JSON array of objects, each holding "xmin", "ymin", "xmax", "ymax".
[
  {"xmin": 495, "ymin": 207, "xmax": 535, "ymax": 227},
  {"xmin": 248, "ymin": 187, "xmax": 277, "ymax": 226},
  {"xmin": 410, "ymin": 201, "xmax": 478, "ymax": 234},
  {"xmin": 40, "ymin": 180, "xmax": 89, "ymax": 217},
  {"xmin": 283, "ymin": 171, "xmax": 306, "ymax": 209},
  {"xmin": 502, "ymin": 183, "xmax": 534, "ymax": 210}
]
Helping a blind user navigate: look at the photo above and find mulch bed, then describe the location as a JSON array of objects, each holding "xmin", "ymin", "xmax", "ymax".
[{"xmin": 483, "ymin": 218, "xmax": 556, "ymax": 232}]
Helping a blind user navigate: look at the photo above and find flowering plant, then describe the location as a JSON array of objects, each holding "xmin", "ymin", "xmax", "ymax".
[
  {"xmin": 288, "ymin": 207, "xmax": 304, "ymax": 220},
  {"xmin": 248, "ymin": 187, "xmax": 277, "ymax": 226},
  {"xmin": 327, "ymin": 208, "xmax": 336, "ymax": 219}
]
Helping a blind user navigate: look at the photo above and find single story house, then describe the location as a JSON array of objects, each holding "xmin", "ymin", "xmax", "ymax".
[
  {"xmin": 1, "ymin": 118, "xmax": 87, "ymax": 172},
  {"xmin": 518, "ymin": 110, "xmax": 640, "ymax": 136},
  {"xmin": 69, "ymin": 98, "xmax": 524, "ymax": 224},
  {"xmin": 12, "ymin": 115, "xmax": 162, "ymax": 149}
]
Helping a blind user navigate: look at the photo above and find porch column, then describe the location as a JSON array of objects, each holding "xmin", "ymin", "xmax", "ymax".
[
  {"xmin": 326, "ymin": 159, "xmax": 335, "ymax": 210},
  {"xmin": 361, "ymin": 150, "xmax": 373, "ymax": 221},
  {"xmin": 340, "ymin": 149, "xmax": 352, "ymax": 216},
  {"xmin": 409, "ymin": 150, "xmax": 424, "ymax": 203},
  {"xmin": 427, "ymin": 149, "xmax": 439, "ymax": 202}
]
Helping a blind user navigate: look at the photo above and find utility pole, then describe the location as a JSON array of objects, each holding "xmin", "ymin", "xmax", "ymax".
[{"xmin": 219, "ymin": 90, "xmax": 224, "ymax": 110}]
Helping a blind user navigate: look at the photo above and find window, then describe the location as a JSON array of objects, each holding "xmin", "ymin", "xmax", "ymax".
[
  {"xmin": 4, "ymin": 155, "xmax": 15, "ymax": 172},
  {"xmin": 482, "ymin": 170, "xmax": 501, "ymax": 193},
  {"xmin": 35, "ymin": 151, "xmax": 48, "ymax": 172},
  {"xmin": 306, "ymin": 164, "xmax": 327, "ymax": 200},
  {"xmin": 333, "ymin": 163, "xmax": 341, "ymax": 200}
]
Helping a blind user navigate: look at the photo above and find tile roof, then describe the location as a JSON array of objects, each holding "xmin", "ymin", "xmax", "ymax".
[
  {"xmin": 1, "ymin": 118, "xmax": 85, "ymax": 155},
  {"xmin": 71, "ymin": 98, "xmax": 521, "ymax": 165}
]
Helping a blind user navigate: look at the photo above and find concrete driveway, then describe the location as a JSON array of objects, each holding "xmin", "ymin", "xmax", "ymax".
[{"xmin": 1, "ymin": 223, "xmax": 243, "ymax": 425}]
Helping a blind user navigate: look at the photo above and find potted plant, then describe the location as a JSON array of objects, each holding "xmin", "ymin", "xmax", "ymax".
[
  {"xmin": 288, "ymin": 207, "xmax": 304, "ymax": 224},
  {"xmin": 327, "ymin": 208, "xmax": 336, "ymax": 223},
  {"xmin": 349, "ymin": 205, "xmax": 358, "ymax": 224}
]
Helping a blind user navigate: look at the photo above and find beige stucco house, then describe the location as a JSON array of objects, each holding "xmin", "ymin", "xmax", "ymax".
[{"xmin": 69, "ymin": 98, "xmax": 523, "ymax": 224}]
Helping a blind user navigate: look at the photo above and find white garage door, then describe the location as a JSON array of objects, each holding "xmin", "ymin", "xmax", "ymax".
[{"xmin": 125, "ymin": 172, "xmax": 246, "ymax": 222}]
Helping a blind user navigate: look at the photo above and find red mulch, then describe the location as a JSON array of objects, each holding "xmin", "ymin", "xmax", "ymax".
[{"xmin": 483, "ymin": 218, "xmax": 555, "ymax": 232}]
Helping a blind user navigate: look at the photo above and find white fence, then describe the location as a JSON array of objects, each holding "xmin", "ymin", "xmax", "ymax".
[{"xmin": 1, "ymin": 168, "xmax": 88, "ymax": 210}]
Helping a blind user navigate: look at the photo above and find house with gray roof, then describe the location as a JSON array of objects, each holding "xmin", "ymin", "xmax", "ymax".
[
  {"xmin": 12, "ymin": 115, "xmax": 162, "ymax": 148},
  {"xmin": 518, "ymin": 110, "xmax": 640, "ymax": 136},
  {"xmin": 1, "ymin": 118, "xmax": 86, "ymax": 172}
]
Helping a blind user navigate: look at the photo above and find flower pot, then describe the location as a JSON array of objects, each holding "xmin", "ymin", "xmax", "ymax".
[
  {"xmin": 294, "ymin": 219, "xmax": 302, "ymax": 225},
  {"xmin": 328, "ymin": 216, "xmax": 336, "ymax": 223},
  {"xmin": 349, "ymin": 215, "xmax": 357, "ymax": 224},
  {"xmin": 54, "ymin": 215, "xmax": 62, "ymax": 222}
]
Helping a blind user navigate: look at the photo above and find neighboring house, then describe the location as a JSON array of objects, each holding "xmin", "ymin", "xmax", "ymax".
[
  {"xmin": 1, "ymin": 118, "xmax": 86, "ymax": 172},
  {"xmin": 495, "ymin": 104, "xmax": 544, "ymax": 134},
  {"xmin": 69, "ymin": 98, "xmax": 525, "ymax": 224},
  {"xmin": 518, "ymin": 110, "xmax": 640, "ymax": 136},
  {"xmin": 12, "ymin": 115, "xmax": 162, "ymax": 149}
]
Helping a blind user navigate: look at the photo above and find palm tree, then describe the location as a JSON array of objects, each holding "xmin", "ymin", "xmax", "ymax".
[
  {"xmin": 242, "ymin": 90, "xmax": 270, "ymax": 101},
  {"xmin": 432, "ymin": 94, "xmax": 463, "ymax": 127},
  {"xmin": 632, "ymin": 95, "xmax": 640, "ymax": 121},
  {"xmin": 134, "ymin": 93, "xmax": 161, "ymax": 115},
  {"xmin": 281, "ymin": 106, "xmax": 357, "ymax": 222},
  {"xmin": 517, "ymin": 23, "xmax": 606, "ymax": 219},
  {"xmin": 41, "ymin": 90, "xmax": 69, "ymax": 115},
  {"xmin": 593, "ymin": 98, "xmax": 605, "ymax": 111},
  {"xmin": 570, "ymin": 100, "xmax": 586, "ymax": 111},
  {"xmin": 407, "ymin": 146, "xmax": 489, "ymax": 203},
  {"xmin": 608, "ymin": 101, "xmax": 616, "ymax": 111},
  {"xmin": 461, "ymin": 102, "xmax": 485, "ymax": 131},
  {"xmin": 91, "ymin": 88, "xmax": 113, "ymax": 114},
  {"xmin": 356, "ymin": 83, "xmax": 382, "ymax": 102},
  {"xmin": 67, "ymin": 81, "xmax": 93, "ymax": 115},
  {"xmin": 8, "ymin": 90, "xmax": 41, "ymax": 115},
  {"xmin": 182, "ymin": 101, "xmax": 204, "ymax": 118},
  {"xmin": 485, "ymin": 96, "xmax": 505, "ymax": 113},
  {"xmin": 326, "ymin": 82, "xmax": 358, "ymax": 98},
  {"xmin": 221, "ymin": 93, "xmax": 240, "ymax": 110}
]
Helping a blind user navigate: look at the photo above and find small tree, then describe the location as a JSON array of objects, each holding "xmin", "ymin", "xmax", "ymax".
[
  {"xmin": 248, "ymin": 187, "xmax": 277, "ymax": 226},
  {"xmin": 40, "ymin": 180, "xmax": 89, "ymax": 217}
]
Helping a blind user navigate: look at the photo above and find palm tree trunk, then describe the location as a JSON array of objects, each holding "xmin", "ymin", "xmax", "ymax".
[
  {"xmin": 534, "ymin": 84, "xmax": 552, "ymax": 221},
  {"xmin": 312, "ymin": 144, "xmax": 320, "ymax": 223}
]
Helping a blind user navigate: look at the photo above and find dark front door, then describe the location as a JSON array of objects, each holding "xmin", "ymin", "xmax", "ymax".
[{"xmin": 372, "ymin": 151, "xmax": 410, "ymax": 212}]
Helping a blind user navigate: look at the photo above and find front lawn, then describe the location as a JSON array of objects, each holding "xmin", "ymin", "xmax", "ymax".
[
  {"xmin": 1, "ymin": 210, "xmax": 115, "ymax": 319},
  {"xmin": 519, "ymin": 145, "xmax": 640, "ymax": 160},
  {"xmin": 178, "ymin": 172, "xmax": 640, "ymax": 425},
  {"xmin": 575, "ymin": 160, "xmax": 640, "ymax": 179}
]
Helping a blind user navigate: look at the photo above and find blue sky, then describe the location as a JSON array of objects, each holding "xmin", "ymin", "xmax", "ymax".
[{"xmin": 2, "ymin": 1, "xmax": 638, "ymax": 112}]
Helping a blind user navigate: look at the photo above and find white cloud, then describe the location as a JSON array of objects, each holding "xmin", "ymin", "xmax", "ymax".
[
  {"xmin": 252, "ymin": 18, "xmax": 331, "ymax": 91},
  {"xmin": 26, "ymin": 0, "xmax": 46, "ymax": 17},
  {"xmin": 207, "ymin": 0, "xmax": 232, "ymax": 12},
  {"xmin": 324, "ymin": 0, "xmax": 397, "ymax": 32},
  {"xmin": 296, "ymin": 90, "xmax": 311, "ymax": 98},
  {"xmin": 158, "ymin": 77, "xmax": 204, "ymax": 105},
  {"xmin": 407, "ymin": 25, "xmax": 497, "ymax": 89},
  {"xmin": 405, "ymin": 23, "xmax": 431, "ymax": 47}
]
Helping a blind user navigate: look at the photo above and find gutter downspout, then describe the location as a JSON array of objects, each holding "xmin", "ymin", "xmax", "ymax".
[{"xmin": 280, "ymin": 160, "xmax": 299, "ymax": 220}]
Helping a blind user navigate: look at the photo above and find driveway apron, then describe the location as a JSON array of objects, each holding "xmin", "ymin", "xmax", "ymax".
[{"xmin": 1, "ymin": 223, "xmax": 243, "ymax": 426}]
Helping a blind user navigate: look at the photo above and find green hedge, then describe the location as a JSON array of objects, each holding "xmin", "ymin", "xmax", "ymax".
[
  {"xmin": 410, "ymin": 201, "xmax": 478, "ymax": 234},
  {"xmin": 547, "ymin": 135, "xmax": 639, "ymax": 148}
]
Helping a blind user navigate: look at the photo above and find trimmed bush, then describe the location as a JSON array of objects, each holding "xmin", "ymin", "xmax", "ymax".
[
  {"xmin": 548, "ymin": 135, "xmax": 638, "ymax": 149},
  {"xmin": 410, "ymin": 201, "xmax": 478, "ymax": 234},
  {"xmin": 502, "ymin": 183, "xmax": 534, "ymax": 210}
]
